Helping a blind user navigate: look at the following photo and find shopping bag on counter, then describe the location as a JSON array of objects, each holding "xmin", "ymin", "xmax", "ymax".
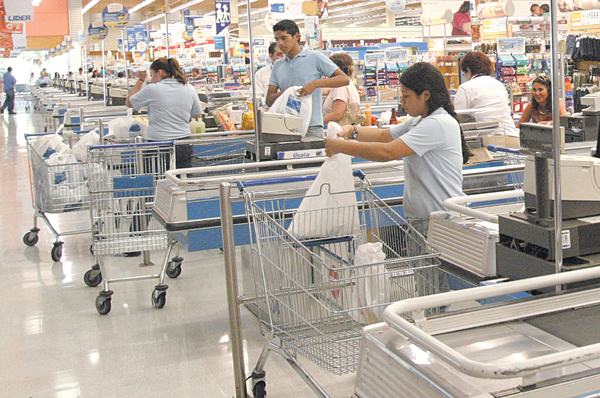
[
  {"xmin": 72, "ymin": 129, "xmax": 100, "ymax": 162},
  {"xmin": 267, "ymin": 86, "xmax": 311, "ymax": 137},
  {"xmin": 352, "ymin": 242, "xmax": 388, "ymax": 323},
  {"xmin": 287, "ymin": 122, "xmax": 359, "ymax": 240}
]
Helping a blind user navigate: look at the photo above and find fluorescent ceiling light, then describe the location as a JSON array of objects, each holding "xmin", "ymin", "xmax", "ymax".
[
  {"xmin": 170, "ymin": 0, "xmax": 205, "ymax": 14},
  {"xmin": 142, "ymin": 13, "xmax": 165, "ymax": 23},
  {"xmin": 81, "ymin": 0, "xmax": 101, "ymax": 14},
  {"xmin": 129, "ymin": 0, "xmax": 156, "ymax": 13}
]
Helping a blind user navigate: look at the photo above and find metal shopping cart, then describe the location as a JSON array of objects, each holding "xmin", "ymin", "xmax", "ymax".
[
  {"xmin": 191, "ymin": 140, "xmax": 247, "ymax": 170},
  {"xmin": 23, "ymin": 132, "xmax": 91, "ymax": 262},
  {"xmin": 84, "ymin": 142, "xmax": 182, "ymax": 315},
  {"xmin": 236, "ymin": 171, "xmax": 444, "ymax": 397}
]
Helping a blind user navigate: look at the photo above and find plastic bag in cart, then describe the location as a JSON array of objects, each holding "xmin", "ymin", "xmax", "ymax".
[
  {"xmin": 71, "ymin": 129, "xmax": 100, "ymax": 162},
  {"xmin": 266, "ymin": 86, "xmax": 311, "ymax": 137},
  {"xmin": 33, "ymin": 131, "xmax": 71, "ymax": 158},
  {"xmin": 107, "ymin": 115, "xmax": 148, "ymax": 140},
  {"xmin": 352, "ymin": 242, "xmax": 388, "ymax": 323},
  {"xmin": 288, "ymin": 122, "xmax": 359, "ymax": 240},
  {"xmin": 45, "ymin": 153, "xmax": 84, "ymax": 185}
]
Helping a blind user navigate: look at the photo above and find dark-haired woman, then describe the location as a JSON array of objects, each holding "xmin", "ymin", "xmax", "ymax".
[
  {"xmin": 126, "ymin": 57, "xmax": 203, "ymax": 168},
  {"xmin": 517, "ymin": 75, "xmax": 567, "ymax": 127},
  {"xmin": 325, "ymin": 62, "xmax": 470, "ymax": 234},
  {"xmin": 452, "ymin": 1, "xmax": 471, "ymax": 36},
  {"xmin": 455, "ymin": 51, "xmax": 519, "ymax": 147}
]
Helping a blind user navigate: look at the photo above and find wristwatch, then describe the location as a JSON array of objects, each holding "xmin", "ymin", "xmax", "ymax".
[{"xmin": 350, "ymin": 125, "xmax": 359, "ymax": 140}]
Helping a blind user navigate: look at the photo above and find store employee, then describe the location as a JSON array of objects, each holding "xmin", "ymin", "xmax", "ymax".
[{"xmin": 266, "ymin": 19, "xmax": 349, "ymax": 138}]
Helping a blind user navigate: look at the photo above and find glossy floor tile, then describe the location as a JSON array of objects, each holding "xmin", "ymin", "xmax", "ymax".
[{"xmin": 0, "ymin": 104, "xmax": 355, "ymax": 398}]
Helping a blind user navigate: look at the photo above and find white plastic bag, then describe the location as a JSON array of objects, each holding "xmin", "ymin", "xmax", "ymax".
[
  {"xmin": 33, "ymin": 133, "xmax": 70, "ymax": 158},
  {"xmin": 45, "ymin": 153, "xmax": 83, "ymax": 185},
  {"xmin": 108, "ymin": 113, "xmax": 147, "ymax": 141},
  {"xmin": 353, "ymin": 242, "xmax": 388, "ymax": 323},
  {"xmin": 72, "ymin": 129, "xmax": 100, "ymax": 162},
  {"xmin": 288, "ymin": 123, "xmax": 359, "ymax": 239},
  {"xmin": 267, "ymin": 86, "xmax": 312, "ymax": 137}
]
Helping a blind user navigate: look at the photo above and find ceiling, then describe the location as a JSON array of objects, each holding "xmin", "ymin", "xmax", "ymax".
[{"xmin": 84, "ymin": 0, "xmax": 424, "ymax": 30}]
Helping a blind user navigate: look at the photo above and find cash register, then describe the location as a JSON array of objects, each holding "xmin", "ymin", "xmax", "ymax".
[{"xmin": 560, "ymin": 91, "xmax": 600, "ymax": 143}]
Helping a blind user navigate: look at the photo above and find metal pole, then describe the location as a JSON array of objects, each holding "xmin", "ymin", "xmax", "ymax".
[
  {"xmin": 165, "ymin": 12, "xmax": 170, "ymax": 58},
  {"xmin": 84, "ymin": 44, "xmax": 90, "ymax": 99},
  {"xmin": 101, "ymin": 39, "xmax": 108, "ymax": 106},
  {"xmin": 120, "ymin": 30, "xmax": 130, "ymax": 96},
  {"xmin": 549, "ymin": 0, "xmax": 563, "ymax": 286},
  {"xmin": 219, "ymin": 182, "xmax": 248, "ymax": 398},
  {"xmin": 247, "ymin": 0, "xmax": 261, "ymax": 163}
]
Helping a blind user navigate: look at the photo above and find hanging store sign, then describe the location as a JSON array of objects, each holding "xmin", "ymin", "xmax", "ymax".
[
  {"xmin": 305, "ymin": 16, "xmax": 318, "ymax": 39},
  {"xmin": 88, "ymin": 22, "xmax": 109, "ymax": 40},
  {"xmin": 386, "ymin": 49, "xmax": 408, "ymax": 63},
  {"xmin": 482, "ymin": 18, "xmax": 507, "ymax": 33},
  {"xmin": 571, "ymin": 10, "xmax": 600, "ymax": 26},
  {"xmin": 497, "ymin": 37, "xmax": 525, "ymax": 55},
  {"xmin": 4, "ymin": 0, "xmax": 34, "ymax": 21},
  {"xmin": 268, "ymin": 0, "xmax": 302, "ymax": 18},
  {"xmin": 214, "ymin": 35, "xmax": 226, "ymax": 50},
  {"xmin": 215, "ymin": 0, "xmax": 231, "ymax": 35},
  {"xmin": 102, "ymin": 3, "xmax": 130, "ymax": 30},
  {"xmin": 386, "ymin": 0, "xmax": 406, "ymax": 14},
  {"xmin": 127, "ymin": 23, "xmax": 148, "ymax": 55}
]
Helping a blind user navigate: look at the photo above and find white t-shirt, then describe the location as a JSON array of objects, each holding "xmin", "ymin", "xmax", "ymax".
[
  {"xmin": 322, "ymin": 81, "xmax": 360, "ymax": 117},
  {"xmin": 129, "ymin": 79, "xmax": 203, "ymax": 141},
  {"xmin": 390, "ymin": 107, "xmax": 465, "ymax": 220},
  {"xmin": 453, "ymin": 75, "xmax": 518, "ymax": 137},
  {"xmin": 254, "ymin": 64, "xmax": 272, "ymax": 98}
]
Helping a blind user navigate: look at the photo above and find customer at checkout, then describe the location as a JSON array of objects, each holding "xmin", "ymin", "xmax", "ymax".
[
  {"xmin": 517, "ymin": 75, "xmax": 567, "ymax": 127},
  {"xmin": 323, "ymin": 52, "xmax": 363, "ymax": 125},
  {"xmin": 253, "ymin": 42, "xmax": 284, "ymax": 98},
  {"xmin": 454, "ymin": 51, "xmax": 520, "ymax": 147},
  {"xmin": 126, "ymin": 57, "xmax": 203, "ymax": 168},
  {"xmin": 325, "ymin": 62, "xmax": 471, "ymax": 235}
]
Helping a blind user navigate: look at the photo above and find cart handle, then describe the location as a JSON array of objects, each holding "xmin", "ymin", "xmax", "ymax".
[
  {"xmin": 237, "ymin": 169, "xmax": 366, "ymax": 191},
  {"xmin": 487, "ymin": 145, "xmax": 521, "ymax": 154},
  {"xmin": 26, "ymin": 130, "xmax": 96, "ymax": 137},
  {"xmin": 88, "ymin": 141, "xmax": 174, "ymax": 150}
]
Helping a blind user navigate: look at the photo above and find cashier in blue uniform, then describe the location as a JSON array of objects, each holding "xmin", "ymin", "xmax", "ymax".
[
  {"xmin": 454, "ymin": 51, "xmax": 520, "ymax": 148},
  {"xmin": 325, "ymin": 62, "xmax": 471, "ymax": 235}
]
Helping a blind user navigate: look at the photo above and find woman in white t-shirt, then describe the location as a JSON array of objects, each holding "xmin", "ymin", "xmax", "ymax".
[
  {"xmin": 454, "ymin": 51, "xmax": 520, "ymax": 148},
  {"xmin": 325, "ymin": 62, "xmax": 471, "ymax": 234},
  {"xmin": 323, "ymin": 53, "xmax": 361, "ymax": 125}
]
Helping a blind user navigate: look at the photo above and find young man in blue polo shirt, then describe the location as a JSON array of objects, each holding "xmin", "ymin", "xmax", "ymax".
[{"xmin": 266, "ymin": 19, "xmax": 349, "ymax": 138}]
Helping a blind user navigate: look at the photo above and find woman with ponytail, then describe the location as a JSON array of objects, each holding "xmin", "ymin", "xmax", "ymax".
[
  {"xmin": 325, "ymin": 62, "xmax": 470, "ymax": 234},
  {"xmin": 127, "ymin": 57, "xmax": 203, "ymax": 168}
]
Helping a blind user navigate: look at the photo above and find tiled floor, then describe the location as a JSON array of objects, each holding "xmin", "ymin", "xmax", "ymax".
[{"xmin": 0, "ymin": 103, "xmax": 354, "ymax": 397}]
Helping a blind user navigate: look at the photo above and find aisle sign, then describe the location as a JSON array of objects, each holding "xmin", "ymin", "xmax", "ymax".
[
  {"xmin": 88, "ymin": 22, "xmax": 109, "ymax": 40},
  {"xmin": 215, "ymin": 0, "xmax": 231, "ymax": 35},
  {"xmin": 215, "ymin": 35, "xmax": 226, "ymax": 50},
  {"xmin": 102, "ymin": 3, "xmax": 130, "ymax": 29},
  {"xmin": 385, "ymin": 49, "xmax": 408, "ymax": 63},
  {"xmin": 497, "ymin": 38, "xmax": 525, "ymax": 55},
  {"xmin": 126, "ymin": 24, "xmax": 148, "ymax": 55},
  {"xmin": 364, "ymin": 52, "xmax": 385, "ymax": 66}
]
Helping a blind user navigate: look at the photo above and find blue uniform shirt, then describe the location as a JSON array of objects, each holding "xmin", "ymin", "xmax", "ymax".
[
  {"xmin": 269, "ymin": 48, "xmax": 339, "ymax": 128},
  {"xmin": 3, "ymin": 71, "xmax": 16, "ymax": 90}
]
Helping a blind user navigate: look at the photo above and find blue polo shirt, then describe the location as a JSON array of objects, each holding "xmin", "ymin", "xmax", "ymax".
[
  {"xmin": 3, "ymin": 71, "xmax": 16, "ymax": 90},
  {"xmin": 129, "ymin": 79, "xmax": 203, "ymax": 141},
  {"xmin": 269, "ymin": 48, "xmax": 338, "ymax": 128}
]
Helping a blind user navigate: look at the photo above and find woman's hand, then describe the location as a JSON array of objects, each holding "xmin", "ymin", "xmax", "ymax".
[{"xmin": 137, "ymin": 71, "xmax": 148, "ymax": 82}]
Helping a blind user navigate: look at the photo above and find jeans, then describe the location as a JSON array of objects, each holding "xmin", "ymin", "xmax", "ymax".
[
  {"xmin": 2, "ymin": 88, "xmax": 14, "ymax": 113},
  {"xmin": 305, "ymin": 125, "xmax": 324, "ymax": 138}
]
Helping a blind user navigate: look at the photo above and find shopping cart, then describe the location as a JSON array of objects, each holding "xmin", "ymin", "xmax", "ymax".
[
  {"xmin": 84, "ymin": 142, "xmax": 182, "ymax": 315},
  {"xmin": 237, "ymin": 170, "xmax": 444, "ymax": 397},
  {"xmin": 487, "ymin": 145, "xmax": 525, "ymax": 189},
  {"xmin": 23, "ymin": 132, "xmax": 91, "ymax": 262},
  {"xmin": 191, "ymin": 140, "xmax": 247, "ymax": 170}
]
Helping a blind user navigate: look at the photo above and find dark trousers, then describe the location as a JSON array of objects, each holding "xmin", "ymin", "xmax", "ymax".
[{"xmin": 2, "ymin": 88, "xmax": 14, "ymax": 113}]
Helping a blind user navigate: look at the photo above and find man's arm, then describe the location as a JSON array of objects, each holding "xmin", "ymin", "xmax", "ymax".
[
  {"xmin": 298, "ymin": 69, "xmax": 349, "ymax": 97},
  {"xmin": 265, "ymin": 84, "xmax": 282, "ymax": 107}
]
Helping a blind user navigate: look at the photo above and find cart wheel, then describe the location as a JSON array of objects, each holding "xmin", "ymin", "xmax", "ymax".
[
  {"xmin": 166, "ymin": 261, "xmax": 182, "ymax": 278},
  {"xmin": 23, "ymin": 231, "xmax": 39, "ymax": 246},
  {"xmin": 84, "ymin": 268, "xmax": 102, "ymax": 287},
  {"xmin": 51, "ymin": 243, "xmax": 63, "ymax": 262},
  {"xmin": 253, "ymin": 381, "xmax": 266, "ymax": 398},
  {"xmin": 95, "ymin": 295, "xmax": 111, "ymax": 315},
  {"xmin": 151, "ymin": 290, "xmax": 166, "ymax": 309}
]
